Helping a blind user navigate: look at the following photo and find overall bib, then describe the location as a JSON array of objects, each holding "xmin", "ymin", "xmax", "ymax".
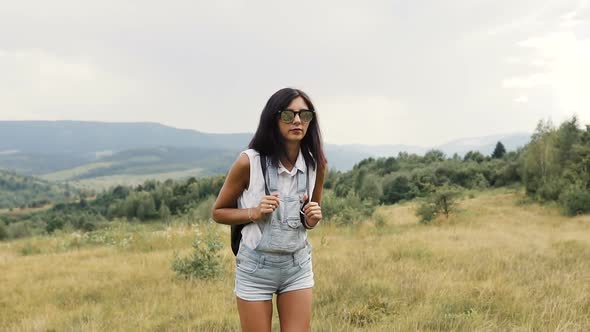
[{"xmin": 254, "ymin": 159, "xmax": 308, "ymax": 254}]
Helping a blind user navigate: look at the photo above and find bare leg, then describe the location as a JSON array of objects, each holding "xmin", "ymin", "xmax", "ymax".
[
  {"xmin": 236, "ymin": 297, "xmax": 273, "ymax": 332},
  {"xmin": 277, "ymin": 288, "xmax": 313, "ymax": 332}
]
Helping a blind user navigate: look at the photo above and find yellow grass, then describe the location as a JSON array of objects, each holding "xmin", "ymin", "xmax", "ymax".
[{"xmin": 1, "ymin": 188, "xmax": 589, "ymax": 331}]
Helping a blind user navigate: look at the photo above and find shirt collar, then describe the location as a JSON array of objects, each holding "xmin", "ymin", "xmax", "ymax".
[{"xmin": 277, "ymin": 149, "xmax": 306, "ymax": 176}]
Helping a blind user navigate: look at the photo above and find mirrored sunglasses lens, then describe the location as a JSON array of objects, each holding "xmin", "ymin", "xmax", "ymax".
[
  {"xmin": 300, "ymin": 111, "xmax": 314, "ymax": 122},
  {"xmin": 281, "ymin": 111, "xmax": 295, "ymax": 123}
]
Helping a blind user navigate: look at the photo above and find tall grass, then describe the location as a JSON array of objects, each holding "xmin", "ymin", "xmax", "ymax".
[{"xmin": 1, "ymin": 188, "xmax": 589, "ymax": 331}]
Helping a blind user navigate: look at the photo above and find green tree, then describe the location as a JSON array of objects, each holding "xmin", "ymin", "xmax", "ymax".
[
  {"xmin": 423, "ymin": 149, "xmax": 446, "ymax": 163},
  {"xmin": 463, "ymin": 151, "xmax": 485, "ymax": 163},
  {"xmin": 358, "ymin": 175, "xmax": 382, "ymax": 202},
  {"xmin": 382, "ymin": 174, "xmax": 413, "ymax": 204},
  {"xmin": 491, "ymin": 141, "xmax": 506, "ymax": 159},
  {"xmin": 415, "ymin": 185, "xmax": 462, "ymax": 223}
]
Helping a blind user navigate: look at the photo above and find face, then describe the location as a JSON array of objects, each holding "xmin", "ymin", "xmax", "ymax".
[{"xmin": 277, "ymin": 96, "xmax": 312, "ymax": 143}]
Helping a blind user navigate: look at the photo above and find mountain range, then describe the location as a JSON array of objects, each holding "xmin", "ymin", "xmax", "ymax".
[{"xmin": 0, "ymin": 121, "xmax": 531, "ymax": 189}]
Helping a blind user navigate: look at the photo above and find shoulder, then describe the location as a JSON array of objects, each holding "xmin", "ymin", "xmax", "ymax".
[
  {"xmin": 237, "ymin": 149, "xmax": 261, "ymax": 168},
  {"xmin": 234, "ymin": 152, "xmax": 250, "ymax": 170},
  {"xmin": 231, "ymin": 150, "xmax": 258, "ymax": 178}
]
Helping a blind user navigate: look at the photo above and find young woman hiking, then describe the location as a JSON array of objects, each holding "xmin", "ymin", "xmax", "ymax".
[{"xmin": 212, "ymin": 87, "xmax": 326, "ymax": 332}]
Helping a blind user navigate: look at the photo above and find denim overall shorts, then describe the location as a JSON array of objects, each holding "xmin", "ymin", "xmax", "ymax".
[{"xmin": 234, "ymin": 161, "xmax": 314, "ymax": 301}]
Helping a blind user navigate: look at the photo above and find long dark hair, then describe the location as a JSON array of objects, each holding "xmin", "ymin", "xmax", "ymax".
[{"xmin": 249, "ymin": 88, "xmax": 327, "ymax": 170}]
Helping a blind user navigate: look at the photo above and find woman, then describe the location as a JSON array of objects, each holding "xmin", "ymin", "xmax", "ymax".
[{"xmin": 212, "ymin": 87, "xmax": 326, "ymax": 331}]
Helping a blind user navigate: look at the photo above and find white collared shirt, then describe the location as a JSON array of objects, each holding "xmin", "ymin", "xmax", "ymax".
[{"xmin": 237, "ymin": 148, "xmax": 317, "ymax": 249}]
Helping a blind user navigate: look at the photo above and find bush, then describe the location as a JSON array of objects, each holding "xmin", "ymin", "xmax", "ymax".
[
  {"xmin": 171, "ymin": 229, "xmax": 223, "ymax": 279},
  {"xmin": 321, "ymin": 191, "xmax": 375, "ymax": 225},
  {"xmin": 416, "ymin": 201, "xmax": 437, "ymax": 224},
  {"xmin": 7, "ymin": 221, "xmax": 32, "ymax": 239},
  {"xmin": 0, "ymin": 222, "xmax": 7, "ymax": 240},
  {"xmin": 537, "ymin": 178, "xmax": 566, "ymax": 201},
  {"xmin": 559, "ymin": 187, "xmax": 590, "ymax": 216},
  {"xmin": 186, "ymin": 195, "xmax": 216, "ymax": 222},
  {"xmin": 416, "ymin": 185, "xmax": 462, "ymax": 223},
  {"xmin": 431, "ymin": 185, "xmax": 462, "ymax": 218},
  {"xmin": 372, "ymin": 210, "xmax": 386, "ymax": 228},
  {"xmin": 46, "ymin": 216, "xmax": 65, "ymax": 233}
]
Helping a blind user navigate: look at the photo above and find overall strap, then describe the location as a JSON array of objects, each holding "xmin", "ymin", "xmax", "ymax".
[
  {"xmin": 258, "ymin": 155, "xmax": 270, "ymax": 233},
  {"xmin": 266, "ymin": 157, "xmax": 279, "ymax": 193},
  {"xmin": 296, "ymin": 168, "xmax": 307, "ymax": 195}
]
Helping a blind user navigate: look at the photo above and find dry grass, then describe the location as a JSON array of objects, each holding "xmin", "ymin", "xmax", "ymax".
[{"xmin": 1, "ymin": 188, "xmax": 589, "ymax": 331}]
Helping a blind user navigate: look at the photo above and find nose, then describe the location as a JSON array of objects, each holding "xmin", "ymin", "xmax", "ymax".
[{"xmin": 293, "ymin": 113, "xmax": 302, "ymax": 124}]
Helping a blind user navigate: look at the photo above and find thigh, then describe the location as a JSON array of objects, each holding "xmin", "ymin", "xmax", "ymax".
[
  {"xmin": 277, "ymin": 288, "xmax": 313, "ymax": 332},
  {"xmin": 236, "ymin": 297, "xmax": 273, "ymax": 332}
]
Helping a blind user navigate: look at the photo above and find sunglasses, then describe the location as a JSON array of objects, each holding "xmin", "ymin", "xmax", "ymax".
[{"xmin": 278, "ymin": 109, "xmax": 314, "ymax": 123}]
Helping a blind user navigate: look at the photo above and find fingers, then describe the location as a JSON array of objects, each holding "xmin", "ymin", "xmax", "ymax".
[
  {"xmin": 259, "ymin": 194, "xmax": 280, "ymax": 214},
  {"xmin": 303, "ymin": 201, "xmax": 318, "ymax": 213},
  {"xmin": 304, "ymin": 202, "xmax": 322, "ymax": 222}
]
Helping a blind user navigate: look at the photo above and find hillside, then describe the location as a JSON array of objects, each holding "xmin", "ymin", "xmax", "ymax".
[
  {"xmin": 39, "ymin": 146, "xmax": 237, "ymax": 189},
  {"xmin": 0, "ymin": 169, "xmax": 75, "ymax": 209},
  {"xmin": 1, "ymin": 189, "xmax": 588, "ymax": 330}
]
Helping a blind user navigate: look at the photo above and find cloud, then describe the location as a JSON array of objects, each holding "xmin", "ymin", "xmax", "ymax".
[
  {"xmin": 316, "ymin": 95, "xmax": 408, "ymax": 145},
  {"xmin": 503, "ymin": 14, "xmax": 590, "ymax": 122},
  {"xmin": 0, "ymin": 0, "xmax": 588, "ymax": 146}
]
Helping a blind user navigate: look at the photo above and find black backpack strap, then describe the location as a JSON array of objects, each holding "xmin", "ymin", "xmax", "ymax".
[{"xmin": 260, "ymin": 155, "xmax": 270, "ymax": 195}]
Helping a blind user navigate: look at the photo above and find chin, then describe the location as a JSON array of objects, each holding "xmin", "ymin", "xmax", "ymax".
[{"xmin": 286, "ymin": 134, "xmax": 304, "ymax": 142}]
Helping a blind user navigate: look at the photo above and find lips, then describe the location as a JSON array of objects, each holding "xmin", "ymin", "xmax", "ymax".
[{"xmin": 290, "ymin": 128, "xmax": 303, "ymax": 133}]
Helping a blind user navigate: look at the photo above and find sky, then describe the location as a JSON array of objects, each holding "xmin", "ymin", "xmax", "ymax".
[{"xmin": 0, "ymin": 0, "xmax": 589, "ymax": 146}]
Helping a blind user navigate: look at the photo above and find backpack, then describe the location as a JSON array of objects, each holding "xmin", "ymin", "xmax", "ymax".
[{"xmin": 230, "ymin": 154, "xmax": 311, "ymax": 256}]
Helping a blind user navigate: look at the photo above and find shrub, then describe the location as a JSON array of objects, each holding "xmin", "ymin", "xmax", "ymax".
[
  {"xmin": 321, "ymin": 191, "xmax": 375, "ymax": 225},
  {"xmin": 171, "ymin": 229, "xmax": 223, "ymax": 279},
  {"xmin": 46, "ymin": 216, "xmax": 65, "ymax": 234},
  {"xmin": 416, "ymin": 201, "xmax": 438, "ymax": 224},
  {"xmin": 559, "ymin": 187, "xmax": 590, "ymax": 216},
  {"xmin": 537, "ymin": 178, "xmax": 566, "ymax": 201},
  {"xmin": 416, "ymin": 185, "xmax": 462, "ymax": 223},
  {"xmin": 187, "ymin": 195, "xmax": 216, "ymax": 222},
  {"xmin": 372, "ymin": 210, "xmax": 386, "ymax": 228},
  {"xmin": 0, "ymin": 222, "xmax": 7, "ymax": 240},
  {"xmin": 7, "ymin": 221, "xmax": 32, "ymax": 239}
]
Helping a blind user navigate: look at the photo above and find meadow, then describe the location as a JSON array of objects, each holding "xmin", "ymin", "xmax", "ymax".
[{"xmin": 1, "ymin": 188, "xmax": 589, "ymax": 331}]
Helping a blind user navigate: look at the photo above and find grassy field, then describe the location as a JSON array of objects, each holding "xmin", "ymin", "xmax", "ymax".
[{"xmin": 1, "ymin": 188, "xmax": 589, "ymax": 331}]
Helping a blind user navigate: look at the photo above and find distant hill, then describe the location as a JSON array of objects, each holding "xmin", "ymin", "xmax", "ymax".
[
  {"xmin": 0, "ymin": 121, "xmax": 250, "ymax": 175},
  {"xmin": 38, "ymin": 146, "xmax": 238, "ymax": 190},
  {"xmin": 0, "ymin": 121, "xmax": 531, "ymax": 187},
  {"xmin": 0, "ymin": 121, "xmax": 251, "ymax": 155},
  {"xmin": 0, "ymin": 169, "xmax": 75, "ymax": 209}
]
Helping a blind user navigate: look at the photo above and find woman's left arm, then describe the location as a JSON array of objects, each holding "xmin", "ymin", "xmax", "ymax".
[{"xmin": 303, "ymin": 163, "xmax": 326, "ymax": 228}]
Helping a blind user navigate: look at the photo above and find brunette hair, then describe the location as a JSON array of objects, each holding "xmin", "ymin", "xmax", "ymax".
[{"xmin": 248, "ymin": 88, "xmax": 326, "ymax": 170}]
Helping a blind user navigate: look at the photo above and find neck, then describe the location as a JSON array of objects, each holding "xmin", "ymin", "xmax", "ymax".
[{"xmin": 283, "ymin": 141, "xmax": 300, "ymax": 166}]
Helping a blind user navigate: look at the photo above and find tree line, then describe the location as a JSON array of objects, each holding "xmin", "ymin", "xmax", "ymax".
[{"xmin": 1, "ymin": 115, "xmax": 588, "ymax": 241}]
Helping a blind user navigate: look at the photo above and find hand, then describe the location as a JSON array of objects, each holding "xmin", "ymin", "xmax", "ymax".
[
  {"xmin": 253, "ymin": 193, "xmax": 280, "ymax": 221},
  {"xmin": 302, "ymin": 194, "xmax": 322, "ymax": 227}
]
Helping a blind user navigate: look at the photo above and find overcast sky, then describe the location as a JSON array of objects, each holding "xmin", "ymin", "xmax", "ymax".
[{"xmin": 1, "ymin": 0, "xmax": 589, "ymax": 146}]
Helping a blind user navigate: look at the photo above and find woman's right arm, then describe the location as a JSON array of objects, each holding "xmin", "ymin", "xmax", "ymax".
[
  {"xmin": 211, "ymin": 153, "xmax": 251, "ymax": 225},
  {"xmin": 211, "ymin": 153, "xmax": 279, "ymax": 225}
]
